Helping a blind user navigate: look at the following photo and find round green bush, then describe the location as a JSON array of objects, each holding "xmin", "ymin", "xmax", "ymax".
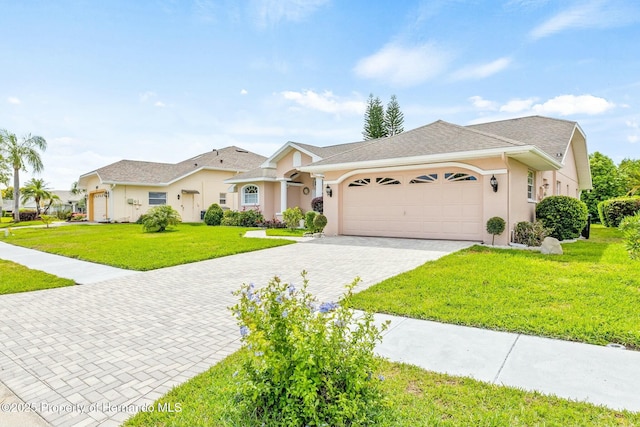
[
  {"xmin": 204, "ymin": 203, "xmax": 224, "ymax": 226},
  {"xmin": 536, "ymin": 195, "xmax": 588, "ymax": 240},
  {"xmin": 486, "ymin": 216, "xmax": 506, "ymax": 245},
  {"xmin": 313, "ymin": 213, "xmax": 327, "ymax": 233}
]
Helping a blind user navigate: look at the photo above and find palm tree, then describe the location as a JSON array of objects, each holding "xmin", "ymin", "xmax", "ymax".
[
  {"xmin": 21, "ymin": 178, "xmax": 53, "ymax": 217},
  {"xmin": 43, "ymin": 193, "xmax": 62, "ymax": 215},
  {"xmin": 0, "ymin": 130, "xmax": 47, "ymax": 222}
]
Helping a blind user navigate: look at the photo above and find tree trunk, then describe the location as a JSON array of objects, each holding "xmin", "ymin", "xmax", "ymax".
[{"xmin": 12, "ymin": 167, "xmax": 19, "ymax": 222}]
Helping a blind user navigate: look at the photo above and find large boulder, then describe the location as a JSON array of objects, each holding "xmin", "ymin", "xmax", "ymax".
[{"xmin": 540, "ymin": 237, "xmax": 563, "ymax": 255}]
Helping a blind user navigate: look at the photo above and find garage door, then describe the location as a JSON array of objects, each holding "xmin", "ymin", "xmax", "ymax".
[
  {"xmin": 341, "ymin": 169, "xmax": 483, "ymax": 240},
  {"xmin": 91, "ymin": 191, "xmax": 108, "ymax": 222}
]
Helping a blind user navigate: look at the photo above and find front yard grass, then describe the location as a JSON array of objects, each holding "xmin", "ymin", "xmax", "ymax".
[
  {"xmin": 124, "ymin": 350, "xmax": 639, "ymax": 427},
  {"xmin": 265, "ymin": 228, "xmax": 307, "ymax": 237},
  {"xmin": 350, "ymin": 225, "xmax": 640, "ymax": 349},
  {"xmin": 0, "ymin": 260, "xmax": 75, "ymax": 294},
  {"xmin": 1, "ymin": 223, "xmax": 293, "ymax": 271}
]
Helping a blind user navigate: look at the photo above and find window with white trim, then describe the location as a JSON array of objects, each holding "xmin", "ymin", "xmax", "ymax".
[
  {"xmin": 242, "ymin": 185, "xmax": 259, "ymax": 205},
  {"xmin": 149, "ymin": 192, "xmax": 167, "ymax": 205},
  {"xmin": 219, "ymin": 193, "xmax": 227, "ymax": 205},
  {"xmin": 556, "ymin": 181, "xmax": 561, "ymax": 195},
  {"xmin": 527, "ymin": 171, "xmax": 535, "ymax": 200}
]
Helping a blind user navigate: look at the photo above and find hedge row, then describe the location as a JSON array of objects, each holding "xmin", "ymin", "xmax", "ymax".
[{"xmin": 598, "ymin": 196, "xmax": 640, "ymax": 227}]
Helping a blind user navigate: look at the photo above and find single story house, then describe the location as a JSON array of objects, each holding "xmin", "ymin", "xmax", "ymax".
[
  {"xmin": 78, "ymin": 146, "xmax": 266, "ymax": 223},
  {"xmin": 226, "ymin": 116, "xmax": 591, "ymax": 246}
]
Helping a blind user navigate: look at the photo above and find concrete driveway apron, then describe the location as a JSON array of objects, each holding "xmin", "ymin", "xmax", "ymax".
[{"xmin": 0, "ymin": 236, "xmax": 471, "ymax": 426}]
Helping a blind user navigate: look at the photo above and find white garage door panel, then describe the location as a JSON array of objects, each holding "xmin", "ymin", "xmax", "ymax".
[{"xmin": 342, "ymin": 170, "xmax": 483, "ymax": 241}]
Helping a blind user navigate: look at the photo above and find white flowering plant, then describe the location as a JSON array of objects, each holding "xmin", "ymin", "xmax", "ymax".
[{"xmin": 230, "ymin": 271, "xmax": 389, "ymax": 426}]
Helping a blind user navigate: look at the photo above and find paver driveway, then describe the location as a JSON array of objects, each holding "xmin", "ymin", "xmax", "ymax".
[{"xmin": 0, "ymin": 237, "xmax": 472, "ymax": 426}]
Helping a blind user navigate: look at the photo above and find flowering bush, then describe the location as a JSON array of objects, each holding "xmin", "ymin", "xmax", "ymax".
[{"xmin": 230, "ymin": 272, "xmax": 388, "ymax": 426}]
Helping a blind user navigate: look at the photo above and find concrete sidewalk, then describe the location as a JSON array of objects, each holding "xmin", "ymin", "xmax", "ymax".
[
  {"xmin": 0, "ymin": 241, "xmax": 138, "ymax": 285},
  {"xmin": 375, "ymin": 314, "xmax": 640, "ymax": 413}
]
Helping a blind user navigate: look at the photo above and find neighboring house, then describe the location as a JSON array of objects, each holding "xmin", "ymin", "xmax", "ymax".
[
  {"xmin": 226, "ymin": 116, "xmax": 591, "ymax": 246},
  {"xmin": 2, "ymin": 197, "xmax": 37, "ymax": 214},
  {"xmin": 78, "ymin": 146, "xmax": 266, "ymax": 223},
  {"xmin": 48, "ymin": 190, "xmax": 85, "ymax": 214}
]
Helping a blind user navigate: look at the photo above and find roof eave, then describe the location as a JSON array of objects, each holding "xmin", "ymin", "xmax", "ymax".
[{"xmin": 300, "ymin": 146, "xmax": 562, "ymax": 174}]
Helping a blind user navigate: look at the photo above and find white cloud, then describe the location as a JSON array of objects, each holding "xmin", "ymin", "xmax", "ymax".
[
  {"xmin": 240, "ymin": 89, "xmax": 248, "ymax": 95},
  {"xmin": 628, "ymin": 135, "xmax": 639, "ymax": 143},
  {"xmin": 469, "ymin": 96, "xmax": 497, "ymax": 110},
  {"xmin": 500, "ymin": 98, "xmax": 537, "ymax": 113},
  {"xmin": 7, "ymin": 97, "xmax": 21, "ymax": 105},
  {"xmin": 530, "ymin": 0, "xmax": 640, "ymax": 39},
  {"xmin": 139, "ymin": 91, "xmax": 156, "ymax": 102},
  {"xmin": 154, "ymin": 101, "xmax": 166, "ymax": 107},
  {"xmin": 451, "ymin": 57, "xmax": 512, "ymax": 81},
  {"xmin": 354, "ymin": 42, "xmax": 454, "ymax": 87},
  {"xmin": 281, "ymin": 90, "xmax": 365, "ymax": 115},
  {"xmin": 251, "ymin": 0, "xmax": 330, "ymax": 27},
  {"xmin": 531, "ymin": 94, "xmax": 615, "ymax": 116}
]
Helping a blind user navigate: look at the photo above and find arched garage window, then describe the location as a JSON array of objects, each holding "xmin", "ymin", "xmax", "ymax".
[{"xmin": 242, "ymin": 185, "xmax": 259, "ymax": 205}]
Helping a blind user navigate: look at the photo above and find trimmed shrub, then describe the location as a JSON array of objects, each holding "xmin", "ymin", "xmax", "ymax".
[
  {"xmin": 221, "ymin": 208, "xmax": 264, "ymax": 227},
  {"xmin": 536, "ymin": 196, "xmax": 588, "ymax": 240},
  {"xmin": 231, "ymin": 273, "xmax": 388, "ymax": 426},
  {"xmin": 313, "ymin": 213, "xmax": 327, "ymax": 233},
  {"xmin": 142, "ymin": 205, "xmax": 181, "ymax": 232},
  {"xmin": 304, "ymin": 210, "xmax": 317, "ymax": 231},
  {"xmin": 619, "ymin": 212, "xmax": 640, "ymax": 259},
  {"xmin": 311, "ymin": 196, "xmax": 323, "ymax": 214},
  {"xmin": 135, "ymin": 213, "xmax": 148, "ymax": 224},
  {"xmin": 18, "ymin": 210, "xmax": 38, "ymax": 221},
  {"xmin": 513, "ymin": 221, "xmax": 549, "ymax": 247},
  {"xmin": 282, "ymin": 206, "xmax": 303, "ymax": 231},
  {"xmin": 258, "ymin": 218, "xmax": 286, "ymax": 228},
  {"xmin": 486, "ymin": 216, "xmax": 506, "ymax": 246},
  {"xmin": 598, "ymin": 196, "xmax": 640, "ymax": 227},
  {"xmin": 204, "ymin": 203, "xmax": 224, "ymax": 226}
]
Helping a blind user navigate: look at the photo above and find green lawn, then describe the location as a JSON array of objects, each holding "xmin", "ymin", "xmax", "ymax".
[
  {"xmin": 0, "ymin": 259, "xmax": 75, "ymax": 294},
  {"xmin": 0, "ymin": 218, "xmax": 61, "ymax": 228},
  {"xmin": 1, "ymin": 223, "xmax": 293, "ymax": 270},
  {"xmin": 265, "ymin": 228, "xmax": 308, "ymax": 237},
  {"xmin": 124, "ymin": 350, "xmax": 639, "ymax": 427},
  {"xmin": 350, "ymin": 225, "xmax": 640, "ymax": 349}
]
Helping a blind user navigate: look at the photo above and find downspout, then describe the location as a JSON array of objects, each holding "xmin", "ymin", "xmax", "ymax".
[{"xmin": 502, "ymin": 152, "xmax": 512, "ymax": 243}]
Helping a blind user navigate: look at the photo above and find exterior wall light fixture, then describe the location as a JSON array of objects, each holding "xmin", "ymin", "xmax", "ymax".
[
  {"xmin": 490, "ymin": 175, "xmax": 498, "ymax": 193},
  {"xmin": 325, "ymin": 185, "xmax": 333, "ymax": 197}
]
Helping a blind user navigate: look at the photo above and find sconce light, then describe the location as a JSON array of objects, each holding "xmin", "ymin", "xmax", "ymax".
[
  {"xmin": 490, "ymin": 175, "xmax": 498, "ymax": 193},
  {"xmin": 325, "ymin": 185, "xmax": 333, "ymax": 198},
  {"xmin": 543, "ymin": 183, "xmax": 550, "ymax": 189},
  {"xmin": 177, "ymin": 194, "xmax": 181, "ymax": 200}
]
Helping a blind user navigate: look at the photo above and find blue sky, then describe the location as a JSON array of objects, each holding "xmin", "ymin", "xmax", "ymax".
[{"xmin": 2, "ymin": 0, "xmax": 640, "ymax": 189}]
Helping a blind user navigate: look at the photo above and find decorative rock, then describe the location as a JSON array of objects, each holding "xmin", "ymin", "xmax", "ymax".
[{"xmin": 540, "ymin": 237, "xmax": 563, "ymax": 255}]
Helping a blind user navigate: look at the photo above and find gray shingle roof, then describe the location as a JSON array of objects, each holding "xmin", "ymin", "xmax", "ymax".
[
  {"xmin": 85, "ymin": 146, "xmax": 267, "ymax": 185},
  {"xmin": 307, "ymin": 120, "xmax": 527, "ymax": 167},
  {"xmin": 467, "ymin": 116, "xmax": 577, "ymax": 161}
]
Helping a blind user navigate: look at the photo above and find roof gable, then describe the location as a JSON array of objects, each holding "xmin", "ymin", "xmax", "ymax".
[{"xmin": 80, "ymin": 146, "xmax": 267, "ymax": 186}]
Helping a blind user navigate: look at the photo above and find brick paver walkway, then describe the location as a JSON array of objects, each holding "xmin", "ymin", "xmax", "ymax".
[{"xmin": 0, "ymin": 237, "xmax": 472, "ymax": 426}]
